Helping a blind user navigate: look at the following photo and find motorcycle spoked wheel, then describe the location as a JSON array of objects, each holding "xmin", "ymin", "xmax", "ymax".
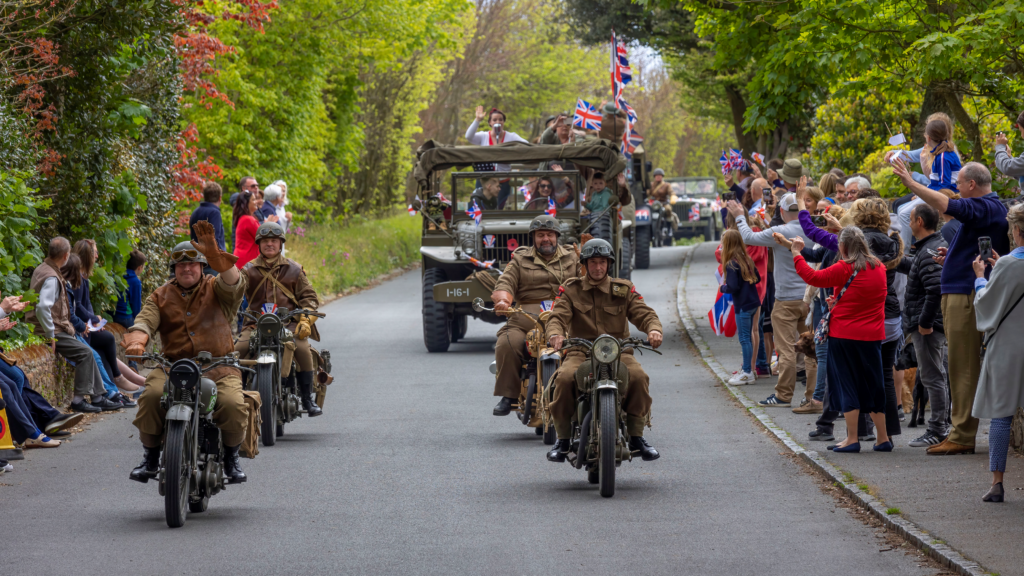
[
  {"xmin": 257, "ymin": 363, "xmax": 277, "ymax": 447},
  {"xmin": 597, "ymin": 389, "xmax": 617, "ymax": 498},
  {"xmin": 519, "ymin": 375, "xmax": 536, "ymax": 426},
  {"xmin": 164, "ymin": 420, "xmax": 192, "ymax": 528}
]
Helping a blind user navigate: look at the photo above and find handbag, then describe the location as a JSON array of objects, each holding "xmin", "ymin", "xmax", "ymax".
[
  {"xmin": 813, "ymin": 270, "xmax": 858, "ymax": 346},
  {"xmin": 980, "ymin": 290, "xmax": 1024, "ymax": 362}
]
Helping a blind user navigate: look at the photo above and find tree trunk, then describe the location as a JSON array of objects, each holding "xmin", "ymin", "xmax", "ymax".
[
  {"xmin": 724, "ymin": 83, "xmax": 757, "ymax": 155},
  {"xmin": 941, "ymin": 89, "xmax": 983, "ymax": 162}
]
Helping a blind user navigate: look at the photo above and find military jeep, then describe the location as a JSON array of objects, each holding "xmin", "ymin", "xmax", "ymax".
[{"xmin": 412, "ymin": 139, "xmax": 628, "ymax": 352}]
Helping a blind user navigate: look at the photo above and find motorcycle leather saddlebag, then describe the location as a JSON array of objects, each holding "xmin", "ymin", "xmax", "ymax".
[{"xmin": 240, "ymin": 390, "xmax": 263, "ymax": 459}]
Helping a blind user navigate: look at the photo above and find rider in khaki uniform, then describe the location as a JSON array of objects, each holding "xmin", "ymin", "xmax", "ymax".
[
  {"xmin": 234, "ymin": 221, "xmax": 323, "ymax": 417},
  {"xmin": 545, "ymin": 238, "xmax": 663, "ymax": 462},
  {"xmin": 489, "ymin": 215, "xmax": 579, "ymax": 416},
  {"xmin": 122, "ymin": 221, "xmax": 250, "ymax": 484}
]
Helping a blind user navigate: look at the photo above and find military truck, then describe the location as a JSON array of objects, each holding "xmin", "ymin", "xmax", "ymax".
[
  {"xmin": 627, "ymin": 146, "xmax": 653, "ymax": 270},
  {"xmin": 664, "ymin": 176, "xmax": 722, "ymax": 241},
  {"xmin": 412, "ymin": 139, "xmax": 628, "ymax": 352}
]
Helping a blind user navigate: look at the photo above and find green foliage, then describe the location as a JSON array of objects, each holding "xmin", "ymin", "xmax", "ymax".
[
  {"xmin": 184, "ymin": 0, "xmax": 470, "ymax": 220},
  {"xmin": 285, "ymin": 213, "xmax": 420, "ymax": 295},
  {"xmin": 0, "ymin": 170, "xmax": 50, "ymax": 343},
  {"xmin": 807, "ymin": 90, "xmax": 922, "ymax": 175}
]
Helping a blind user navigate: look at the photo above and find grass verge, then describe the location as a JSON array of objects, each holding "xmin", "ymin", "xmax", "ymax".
[{"xmin": 287, "ymin": 214, "xmax": 420, "ymax": 295}]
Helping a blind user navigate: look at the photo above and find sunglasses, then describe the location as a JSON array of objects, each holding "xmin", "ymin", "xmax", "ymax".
[
  {"xmin": 538, "ymin": 184, "xmax": 553, "ymax": 189},
  {"xmin": 171, "ymin": 249, "xmax": 199, "ymax": 262}
]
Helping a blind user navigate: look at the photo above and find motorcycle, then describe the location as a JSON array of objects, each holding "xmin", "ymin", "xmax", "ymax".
[
  {"xmin": 239, "ymin": 307, "xmax": 330, "ymax": 446},
  {"xmin": 556, "ymin": 335, "xmax": 660, "ymax": 498},
  {"xmin": 128, "ymin": 351, "xmax": 252, "ymax": 528},
  {"xmin": 648, "ymin": 200, "xmax": 675, "ymax": 247},
  {"xmin": 473, "ymin": 298, "xmax": 560, "ymax": 444}
]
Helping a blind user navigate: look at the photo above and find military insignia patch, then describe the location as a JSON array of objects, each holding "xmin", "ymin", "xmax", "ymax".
[
  {"xmin": 612, "ymin": 284, "xmax": 628, "ymax": 298},
  {"xmin": 504, "ymin": 262, "xmax": 513, "ymax": 273},
  {"xmin": 631, "ymin": 285, "xmax": 643, "ymax": 300}
]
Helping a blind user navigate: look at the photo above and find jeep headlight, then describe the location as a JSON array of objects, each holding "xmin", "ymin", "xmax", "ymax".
[
  {"xmin": 593, "ymin": 335, "xmax": 620, "ymax": 364},
  {"xmin": 456, "ymin": 221, "xmax": 477, "ymax": 257}
]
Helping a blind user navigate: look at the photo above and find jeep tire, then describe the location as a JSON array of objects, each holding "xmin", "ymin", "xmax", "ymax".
[{"xmin": 422, "ymin": 267, "xmax": 451, "ymax": 352}]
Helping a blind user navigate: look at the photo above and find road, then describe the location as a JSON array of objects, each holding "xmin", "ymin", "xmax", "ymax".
[{"xmin": 0, "ymin": 246, "xmax": 940, "ymax": 575}]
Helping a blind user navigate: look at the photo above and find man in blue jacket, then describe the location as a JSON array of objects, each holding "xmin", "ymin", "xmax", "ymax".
[
  {"xmin": 189, "ymin": 181, "xmax": 226, "ymax": 276},
  {"xmin": 892, "ymin": 159, "xmax": 1009, "ymax": 456}
]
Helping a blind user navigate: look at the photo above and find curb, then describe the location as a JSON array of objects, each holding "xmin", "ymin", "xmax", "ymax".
[{"xmin": 674, "ymin": 244, "xmax": 988, "ymax": 576}]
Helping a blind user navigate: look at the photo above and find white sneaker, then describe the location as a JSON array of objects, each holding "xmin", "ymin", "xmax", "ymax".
[
  {"xmin": 1, "ymin": 462, "xmax": 12, "ymax": 473},
  {"xmin": 728, "ymin": 371, "xmax": 756, "ymax": 385}
]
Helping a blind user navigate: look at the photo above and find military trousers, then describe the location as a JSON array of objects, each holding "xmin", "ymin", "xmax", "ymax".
[
  {"xmin": 133, "ymin": 369, "xmax": 248, "ymax": 448},
  {"xmin": 235, "ymin": 328, "xmax": 315, "ymax": 377},
  {"xmin": 493, "ymin": 314, "xmax": 535, "ymax": 399},
  {"xmin": 549, "ymin": 351, "xmax": 652, "ymax": 439}
]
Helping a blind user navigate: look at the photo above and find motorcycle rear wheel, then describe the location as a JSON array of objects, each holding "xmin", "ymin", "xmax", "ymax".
[
  {"xmin": 257, "ymin": 363, "xmax": 277, "ymax": 447},
  {"xmin": 164, "ymin": 420, "xmax": 191, "ymax": 528},
  {"xmin": 598, "ymin": 389, "xmax": 617, "ymax": 498}
]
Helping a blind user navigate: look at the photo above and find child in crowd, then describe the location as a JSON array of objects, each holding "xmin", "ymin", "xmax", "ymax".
[
  {"xmin": 113, "ymin": 250, "xmax": 146, "ymax": 330},
  {"xmin": 583, "ymin": 172, "xmax": 615, "ymax": 214},
  {"xmin": 719, "ymin": 230, "xmax": 762, "ymax": 384}
]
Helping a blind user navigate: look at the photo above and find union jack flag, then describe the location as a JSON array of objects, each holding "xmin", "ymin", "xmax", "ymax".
[
  {"xmin": 617, "ymin": 97, "xmax": 637, "ymax": 124},
  {"xmin": 546, "ymin": 197, "xmax": 557, "ymax": 217},
  {"xmin": 611, "ymin": 31, "xmax": 632, "ymax": 102},
  {"xmin": 688, "ymin": 204, "xmax": 701, "ymax": 222},
  {"xmin": 519, "ymin": 184, "xmax": 532, "ymax": 204},
  {"xmin": 574, "ymin": 99, "xmax": 601, "ymax": 131},
  {"xmin": 466, "ymin": 200, "xmax": 482, "ymax": 226},
  {"xmin": 624, "ymin": 127, "xmax": 643, "ymax": 156},
  {"xmin": 719, "ymin": 151, "xmax": 731, "ymax": 176}
]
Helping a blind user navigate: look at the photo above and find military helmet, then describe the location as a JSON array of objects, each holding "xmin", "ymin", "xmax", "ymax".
[
  {"xmin": 652, "ymin": 168, "xmax": 665, "ymax": 177},
  {"xmin": 168, "ymin": 240, "xmax": 208, "ymax": 270},
  {"xmin": 580, "ymin": 238, "xmax": 615, "ymax": 265},
  {"xmin": 254, "ymin": 221, "xmax": 286, "ymax": 244},
  {"xmin": 529, "ymin": 214, "xmax": 561, "ymax": 237}
]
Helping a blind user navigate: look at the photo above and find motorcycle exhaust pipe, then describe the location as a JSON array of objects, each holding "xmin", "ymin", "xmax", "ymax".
[{"xmin": 317, "ymin": 370, "xmax": 334, "ymax": 385}]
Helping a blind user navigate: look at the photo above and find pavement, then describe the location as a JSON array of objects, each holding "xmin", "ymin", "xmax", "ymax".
[
  {"xmin": 681, "ymin": 240, "xmax": 1021, "ymax": 576},
  {"xmin": 0, "ymin": 246, "xmax": 943, "ymax": 575}
]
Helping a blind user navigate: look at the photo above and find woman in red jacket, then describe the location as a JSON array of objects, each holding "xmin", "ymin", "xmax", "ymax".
[
  {"xmin": 789, "ymin": 226, "xmax": 891, "ymax": 453},
  {"xmin": 232, "ymin": 191, "xmax": 261, "ymax": 268}
]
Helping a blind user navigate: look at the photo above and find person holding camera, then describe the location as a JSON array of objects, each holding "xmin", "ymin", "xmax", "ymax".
[
  {"xmin": 891, "ymin": 159, "xmax": 1009, "ymax": 456},
  {"xmin": 994, "ymin": 112, "xmax": 1024, "ymax": 190}
]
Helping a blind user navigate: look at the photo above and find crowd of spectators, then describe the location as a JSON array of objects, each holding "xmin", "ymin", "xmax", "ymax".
[{"xmin": 714, "ymin": 111, "xmax": 1024, "ymax": 500}]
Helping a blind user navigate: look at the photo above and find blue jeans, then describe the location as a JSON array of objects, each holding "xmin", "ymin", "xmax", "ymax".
[
  {"xmin": 735, "ymin": 307, "xmax": 758, "ymax": 373},
  {"xmin": 756, "ymin": 306, "xmax": 768, "ymax": 371},
  {"xmin": 76, "ymin": 335, "xmax": 117, "ymax": 397},
  {"xmin": 812, "ymin": 298, "xmax": 828, "ymax": 402},
  {"xmin": 0, "ymin": 359, "xmax": 27, "ymax": 394},
  {"xmin": 0, "ymin": 372, "xmax": 41, "ymax": 443}
]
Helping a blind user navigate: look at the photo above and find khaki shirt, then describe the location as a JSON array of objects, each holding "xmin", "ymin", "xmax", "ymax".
[
  {"xmin": 494, "ymin": 244, "xmax": 578, "ymax": 304},
  {"xmin": 131, "ymin": 274, "xmax": 246, "ymax": 339},
  {"xmin": 546, "ymin": 275, "xmax": 662, "ymax": 341}
]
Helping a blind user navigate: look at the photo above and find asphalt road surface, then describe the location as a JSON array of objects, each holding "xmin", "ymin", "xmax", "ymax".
[{"xmin": 0, "ymin": 246, "xmax": 941, "ymax": 575}]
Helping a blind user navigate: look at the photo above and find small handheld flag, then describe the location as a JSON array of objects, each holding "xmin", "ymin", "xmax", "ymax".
[
  {"xmin": 546, "ymin": 197, "xmax": 557, "ymax": 217},
  {"xmin": 888, "ymin": 133, "xmax": 907, "ymax": 146},
  {"xmin": 466, "ymin": 200, "xmax": 482, "ymax": 226},
  {"xmin": 688, "ymin": 204, "xmax": 701, "ymax": 222},
  {"xmin": 708, "ymin": 291, "xmax": 737, "ymax": 337},
  {"xmin": 751, "ymin": 152, "xmax": 765, "ymax": 165},
  {"xmin": 573, "ymin": 99, "xmax": 602, "ymax": 131}
]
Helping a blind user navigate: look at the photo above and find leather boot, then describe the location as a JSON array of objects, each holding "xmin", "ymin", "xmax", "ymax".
[
  {"xmin": 628, "ymin": 436, "xmax": 660, "ymax": 461},
  {"xmin": 129, "ymin": 446, "xmax": 161, "ymax": 483},
  {"xmin": 547, "ymin": 439, "xmax": 571, "ymax": 462},
  {"xmin": 492, "ymin": 397, "xmax": 516, "ymax": 416},
  {"xmin": 297, "ymin": 371, "xmax": 322, "ymax": 417},
  {"xmin": 223, "ymin": 444, "xmax": 247, "ymax": 484}
]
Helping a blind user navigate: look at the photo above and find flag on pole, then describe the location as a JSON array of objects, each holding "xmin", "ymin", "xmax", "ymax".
[
  {"xmin": 407, "ymin": 204, "xmax": 417, "ymax": 216},
  {"xmin": 546, "ymin": 197, "xmax": 557, "ymax": 217},
  {"xmin": 466, "ymin": 200, "xmax": 482, "ymax": 226},
  {"xmin": 888, "ymin": 133, "xmax": 907, "ymax": 146},
  {"xmin": 573, "ymin": 99, "xmax": 602, "ymax": 131},
  {"xmin": 708, "ymin": 291, "xmax": 737, "ymax": 337},
  {"xmin": 719, "ymin": 151, "xmax": 731, "ymax": 176},
  {"xmin": 728, "ymin": 148, "xmax": 744, "ymax": 171},
  {"xmin": 468, "ymin": 257, "xmax": 497, "ymax": 270}
]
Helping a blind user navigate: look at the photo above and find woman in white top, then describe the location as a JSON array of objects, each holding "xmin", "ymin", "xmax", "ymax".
[{"xmin": 464, "ymin": 106, "xmax": 528, "ymax": 208}]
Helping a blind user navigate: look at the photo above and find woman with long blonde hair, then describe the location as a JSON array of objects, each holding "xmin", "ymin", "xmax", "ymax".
[{"xmin": 719, "ymin": 229, "xmax": 763, "ymax": 384}]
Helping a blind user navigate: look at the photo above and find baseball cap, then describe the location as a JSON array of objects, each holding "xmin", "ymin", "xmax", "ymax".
[{"xmin": 780, "ymin": 193, "xmax": 799, "ymax": 211}]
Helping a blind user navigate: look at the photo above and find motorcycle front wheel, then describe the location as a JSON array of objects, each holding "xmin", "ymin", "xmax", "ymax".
[
  {"xmin": 257, "ymin": 363, "xmax": 277, "ymax": 446},
  {"xmin": 598, "ymin": 389, "xmax": 617, "ymax": 498},
  {"xmin": 164, "ymin": 420, "xmax": 192, "ymax": 528}
]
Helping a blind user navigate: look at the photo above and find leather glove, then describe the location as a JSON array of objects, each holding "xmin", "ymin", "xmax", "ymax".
[
  {"xmin": 191, "ymin": 220, "xmax": 238, "ymax": 273},
  {"xmin": 295, "ymin": 315, "xmax": 312, "ymax": 340},
  {"xmin": 121, "ymin": 330, "xmax": 149, "ymax": 357}
]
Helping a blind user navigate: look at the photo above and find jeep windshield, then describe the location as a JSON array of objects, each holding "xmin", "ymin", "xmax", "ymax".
[
  {"xmin": 667, "ymin": 177, "xmax": 717, "ymax": 198},
  {"xmin": 450, "ymin": 170, "xmax": 582, "ymax": 222}
]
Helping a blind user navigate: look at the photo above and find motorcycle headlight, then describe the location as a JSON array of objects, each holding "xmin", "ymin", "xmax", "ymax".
[
  {"xmin": 258, "ymin": 314, "xmax": 282, "ymax": 340},
  {"xmin": 168, "ymin": 359, "xmax": 201, "ymax": 392},
  {"xmin": 592, "ymin": 336, "xmax": 620, "ymax": 364}
]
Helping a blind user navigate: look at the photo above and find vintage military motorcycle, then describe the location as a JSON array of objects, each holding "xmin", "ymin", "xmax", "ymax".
[
  {"xmin": 473, "ymin": 298, "xmax": 560, "ymax": 444},
  {"xmin": 240, "ymin": 307, "xmax": 330, "ymax": 446},
  {"xmin": 128, "ymin": 352, "xmax": 252, "ymax": 528},
  {"xmin": 557, "ymin": 335, "xmax": 660, "ymax": 498},
  {"xmin": 648, "ymin": 199, "xmax": 675, "ymax": 247}
]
